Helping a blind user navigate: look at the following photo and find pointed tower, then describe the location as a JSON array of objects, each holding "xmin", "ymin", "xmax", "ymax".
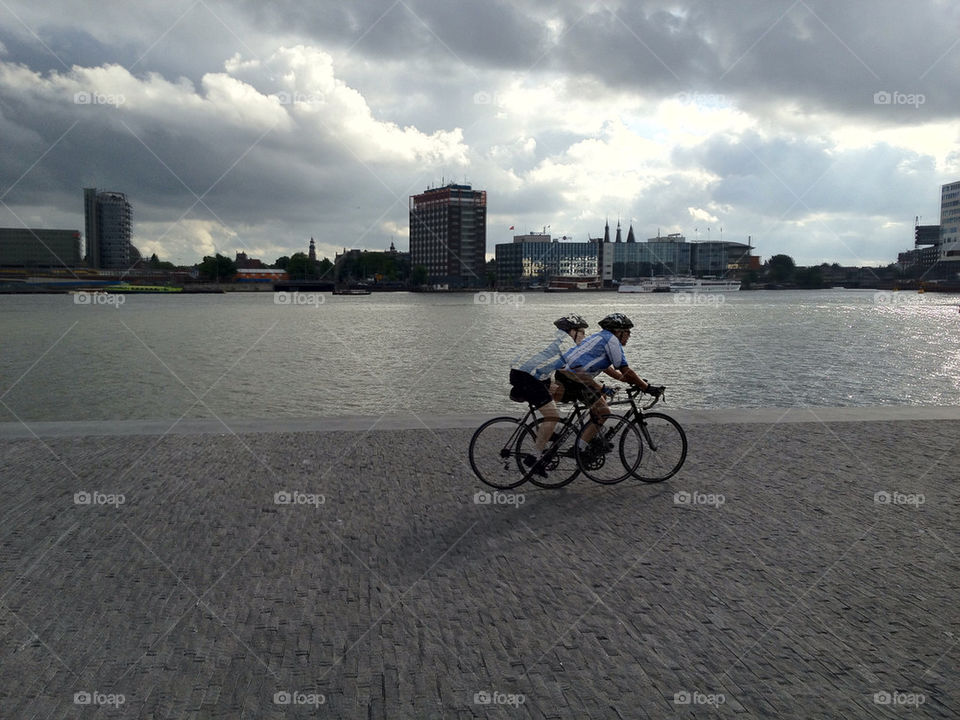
[
  {"xmin": 604, "ymin": 219, "xmax": 610, "ymax": 243},
  {"xmin": 626, "ymin": 225, "xmax": 636, "ymax": 243},
  {"xmin": 308, "ymin": 238, "xmax": 317, "ymax": 262},
  {"xmin": 615, "ymin": 221, "xmax": 622, "ymax": 243}
]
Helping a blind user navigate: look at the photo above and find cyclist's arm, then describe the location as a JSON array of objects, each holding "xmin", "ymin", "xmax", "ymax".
[
  {"xmin": 617, "ymin": 365, "xmax": 650, "ymax": 389},
  {"xmin": 601, "ymin": 366, "xmax": 625, "ymax": 382}
]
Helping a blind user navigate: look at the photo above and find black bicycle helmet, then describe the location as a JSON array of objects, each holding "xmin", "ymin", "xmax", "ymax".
[
  {"xmin": 598, "ymin": 313, "xmax": 634, "ymax": 331},
  {"xmin": 554, "ymin": 314, "xmax": 589, "ymax": 332}
]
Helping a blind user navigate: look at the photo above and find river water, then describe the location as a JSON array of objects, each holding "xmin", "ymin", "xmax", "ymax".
[{"xmin": 1, "ymin": 289, "xmax": 958, "ymax": 422}]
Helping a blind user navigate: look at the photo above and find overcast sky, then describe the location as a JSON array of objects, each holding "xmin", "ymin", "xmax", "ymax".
[{"xmin": 1, "ymin": 0, "xmax": 958, "ymax": 267}]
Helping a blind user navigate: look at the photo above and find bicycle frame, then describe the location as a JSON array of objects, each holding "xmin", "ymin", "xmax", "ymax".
[{"xmin": 608, "ymin": 388, "xmax": 663, "ymax": 448}]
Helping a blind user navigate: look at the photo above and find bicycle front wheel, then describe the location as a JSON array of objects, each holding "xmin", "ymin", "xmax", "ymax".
[
  {"xmin": 468, "ymin": 417, "xmax": 535, "ymax": 490},
  {"xmin": 574, "ymin": 413, "xmax": 643, "ymax": 485},
  {"xmin": 519, "ymin": 417, "xmax": 581, "ymax": 489},
  {"xmin": 632, "ymin": 412, "xmax": 687, "ymax": 482}
]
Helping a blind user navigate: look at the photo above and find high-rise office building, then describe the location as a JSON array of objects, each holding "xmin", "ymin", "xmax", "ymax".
[
  {"xmin": 83, "ymin": 188, "xmax": 133, "ymax": 269},
  {"xmin": 409, "ymin": 183, "xmax": 486, "ymax": 288},
  {"xmin": 939, "ymin": 181, "xmax": 960, "ymax": 268}
]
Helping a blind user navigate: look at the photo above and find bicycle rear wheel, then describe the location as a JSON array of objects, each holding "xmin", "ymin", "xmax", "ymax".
[
  {"xmin": 632, "ymin": 412, "xmax": 687, "ymax": 482},
  {"xmin": 468, "ymin": 417, "xmax": 535, "ymax": 490},
  {"xmin": 574, "ymin": 413, "xmax": 643, "ymax": 485},
  {"xmin": 518, "ymin": 418, "xmax": 581, "ymax": 489}
]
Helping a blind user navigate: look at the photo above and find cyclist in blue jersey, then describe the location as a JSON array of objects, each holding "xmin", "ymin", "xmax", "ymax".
[
  {"xmin": 557, "ymin": 313, "xmax": 663, "ymax": 451},
  {"xmin": 509, "ymin": 314, "xmax": 589, "ymax": 470}
]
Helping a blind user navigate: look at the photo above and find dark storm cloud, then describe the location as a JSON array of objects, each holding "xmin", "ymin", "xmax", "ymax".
[{"xmin": 235, "ymin": 0, "xmax": 548, "ymax": 69}]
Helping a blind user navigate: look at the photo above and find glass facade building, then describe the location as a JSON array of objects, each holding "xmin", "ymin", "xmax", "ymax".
[
  {"xmin": 496, "ymin": 230, "xmax": 756, "ymax": 286},
  {"xmin": 495, "ymin": 240, "xmax": 599, "ymax": 287}
]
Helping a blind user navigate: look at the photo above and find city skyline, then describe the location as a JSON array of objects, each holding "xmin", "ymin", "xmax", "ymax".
[{"xmin": 1, "ymin": 2, "xmax": 959, "ymax": 268}]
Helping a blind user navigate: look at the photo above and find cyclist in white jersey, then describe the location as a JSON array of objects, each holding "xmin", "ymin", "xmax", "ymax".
[
  {"xmin": 557, "ymin": 313, "xmax": 662, "ymax": 450},
  {"xmin": 509, "ymin": 315, "xmax": 589, "ymax": 470}
]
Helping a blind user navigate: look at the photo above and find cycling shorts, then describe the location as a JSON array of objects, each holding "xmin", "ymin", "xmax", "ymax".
[{"xmin": 509, "ymin": 369, "xmax": 553, "ymax": 409}]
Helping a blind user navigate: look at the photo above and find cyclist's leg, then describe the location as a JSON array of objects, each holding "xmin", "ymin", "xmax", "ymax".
[
  {"xmin": 535, "ymin": 399, "xmax": 560, "ymax": 451},
  {"xmin": 578, "ymin": 397, "xmax": 609, "ymax": 445},
  {"xmin": 511, "ymin": 372, "xmax": 557, "ymax": 453}
]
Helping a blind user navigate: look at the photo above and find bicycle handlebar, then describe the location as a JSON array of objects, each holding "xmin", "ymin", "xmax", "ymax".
[{"xmin": 604, "ymin": 383, "xmax": 666, "ymax": 410}]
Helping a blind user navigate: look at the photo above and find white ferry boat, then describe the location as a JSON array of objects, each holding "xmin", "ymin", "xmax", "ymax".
[{"xmin": 669, "ymin": 276, "xmax": 741, "ymax": 292}]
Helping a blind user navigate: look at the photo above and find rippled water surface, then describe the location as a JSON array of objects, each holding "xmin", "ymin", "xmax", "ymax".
[{"xmin": 2, "ymin": 289, "xmax": 959, "ymax": 421}]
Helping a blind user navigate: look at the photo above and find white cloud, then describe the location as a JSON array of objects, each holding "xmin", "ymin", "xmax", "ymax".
[{"xmin": 688, "ymin": 207, "xmax": 719, "ymax": 224}]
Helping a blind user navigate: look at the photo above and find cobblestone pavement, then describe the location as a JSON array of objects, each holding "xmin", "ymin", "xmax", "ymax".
[{"xmin": 0, "ymin": 417, "xmax": 958, "ymax": 718}]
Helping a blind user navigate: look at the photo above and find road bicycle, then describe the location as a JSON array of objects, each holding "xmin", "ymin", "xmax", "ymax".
[{"xmin": 468, "ymin": 388, "xmax": 644, "ymax": 490}]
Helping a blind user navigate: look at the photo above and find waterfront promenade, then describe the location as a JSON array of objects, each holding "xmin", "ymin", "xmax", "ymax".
[{"xmin": 1, "ymin": 408, "xmax": 958, "ymax": 718}]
